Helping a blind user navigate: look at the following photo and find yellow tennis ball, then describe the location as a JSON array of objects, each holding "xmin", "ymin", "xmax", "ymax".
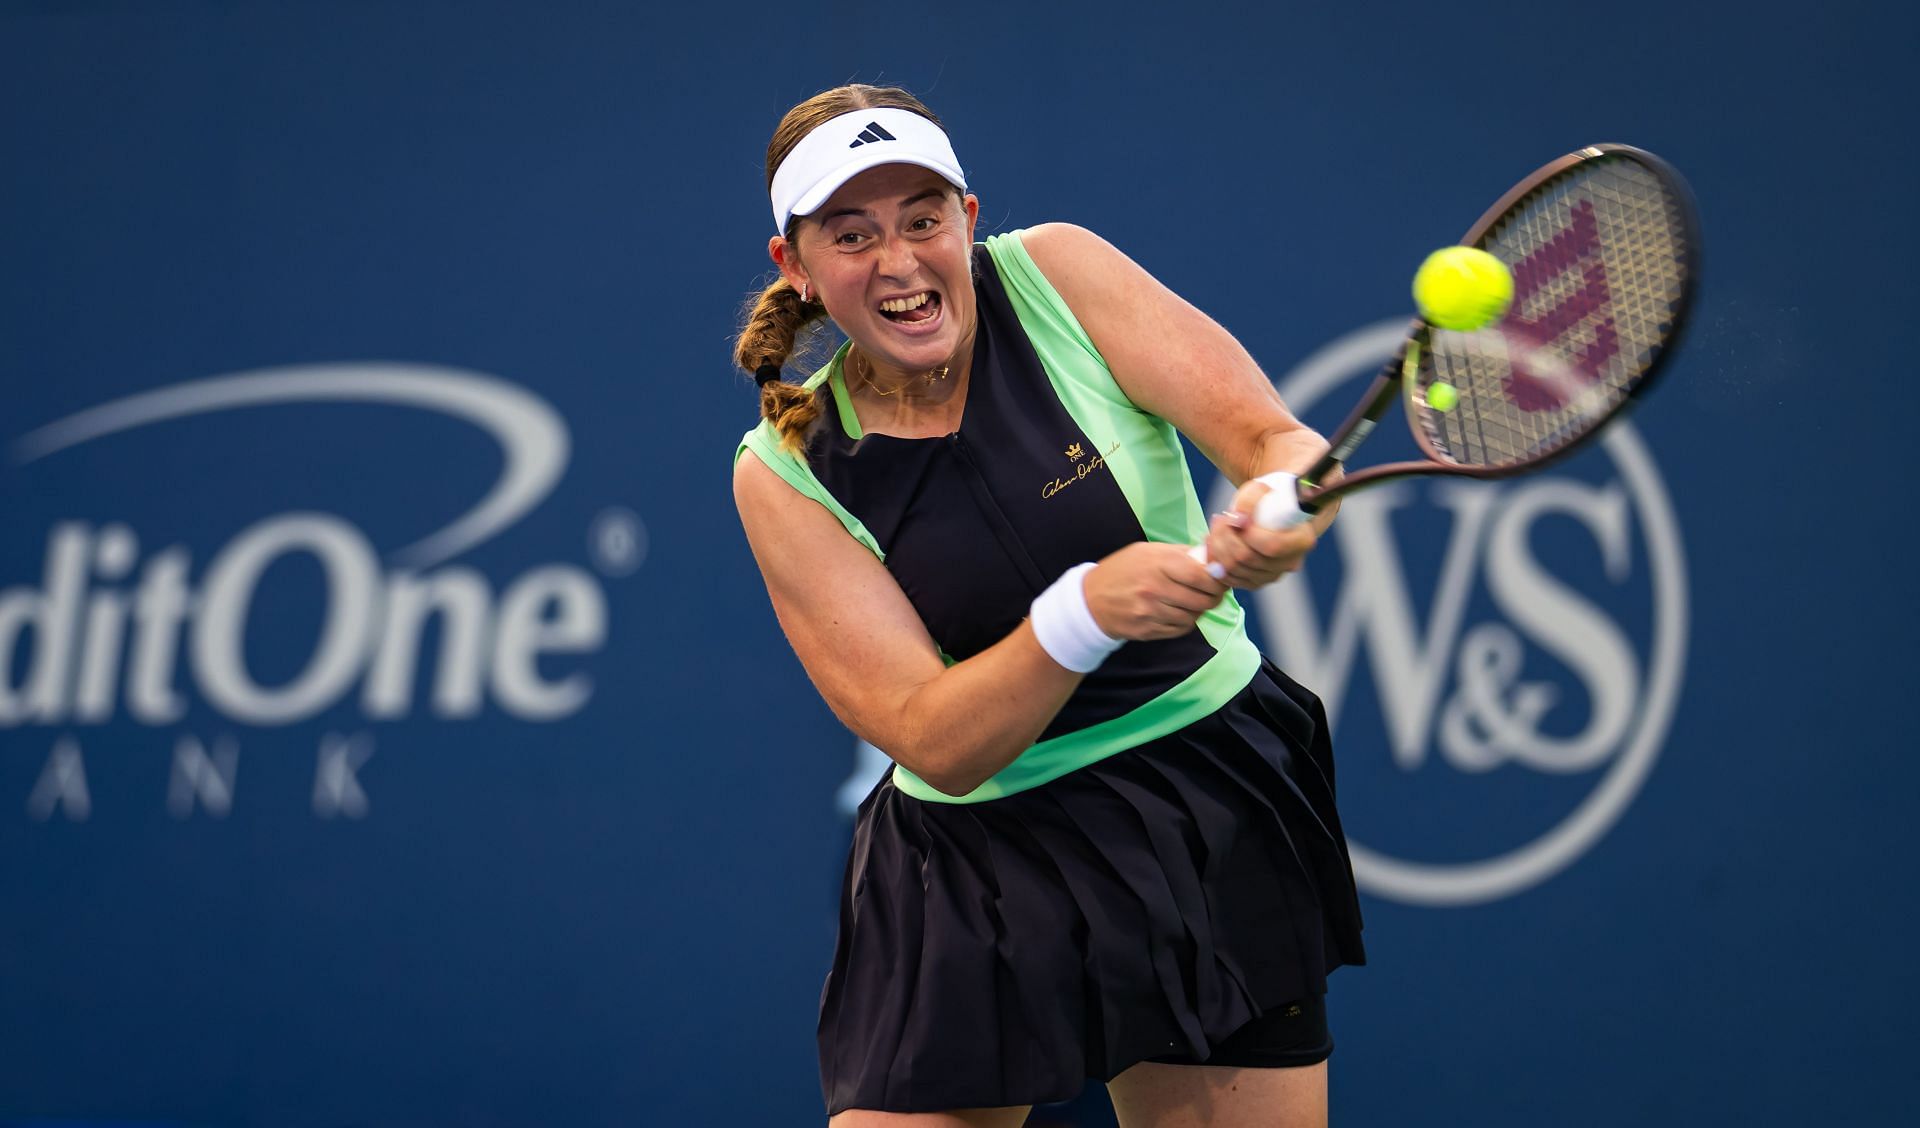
[
  {"xmin": 1425, "ymin": 381, "xmax": 1459, "ymax": 412},
  {"xmin": 1413, "ymin": 246, "xmax": 1514, "ymax": 331}
]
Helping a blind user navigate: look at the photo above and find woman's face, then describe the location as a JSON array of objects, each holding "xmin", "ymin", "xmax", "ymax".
[{"xmin": 775, "ymin": 164, "xmax": 980, "ymax": 376}]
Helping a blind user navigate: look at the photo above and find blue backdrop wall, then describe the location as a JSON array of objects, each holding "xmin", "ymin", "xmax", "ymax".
[{"xmin": 2, "ymin": 1, "xmax": 1913, "ymax": 1125}]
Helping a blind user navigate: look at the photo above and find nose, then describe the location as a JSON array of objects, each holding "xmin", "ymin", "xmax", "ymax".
[{"xmin": 875, "ymin": 234, "xmax": 919, "ymax": 281}]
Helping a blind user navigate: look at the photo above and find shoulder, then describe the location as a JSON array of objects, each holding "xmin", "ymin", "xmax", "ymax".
[
  {"xmin": 986, "ymin": 223, "xmax": 1141, "ymax": 334},
  {"xmin": 733, "ymin": 419, "xmax": 808, "ymax": 509},
  {"xmin": 734, "ymin": 438, "xmax": 838, "ymax": 553},
  {"xmin": 732, "ymin": 441, "xmax": 789, "ymax": 516},
  {"xmin": 735, "ymin": 417, "xmax": 816, "ymax": 501},
  {"xmin": 1011, "ymin": 222, "xmax": 1124, "ymax": 285},
  {"xmin": 1007, "ymin": 223, "xmax": 1159, "ymax": 320},
  {"xmin": 1013, "ymin": 223, "xmax": 1175, "ymax": 347},
  {"xmin": 735, "ymin": 416, "xmax": 889, "ymax": 561}
]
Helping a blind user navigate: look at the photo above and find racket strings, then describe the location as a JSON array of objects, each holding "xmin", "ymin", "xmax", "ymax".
[{"xmin": 1419, "ymin": 156, "xmax": 1690, "ymax": 468}]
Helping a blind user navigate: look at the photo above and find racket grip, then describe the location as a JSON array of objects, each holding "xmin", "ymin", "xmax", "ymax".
[
  {"xmin": 1186, "ymin": 542, "xmax": 1225, "ymax": 572},
  {"xmin": 1250, "ymin": 471, "xmax": 1310, "ymax": 530},
  {"xmin": 1189, "ymin": 472, "xmax": 1310, "ymax": 569}
]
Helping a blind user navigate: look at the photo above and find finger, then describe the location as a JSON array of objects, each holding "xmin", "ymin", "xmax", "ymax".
[
  {"xmin": 1169, "ymin": 579, "xmax": 1227, "ymax": 608},
  {"xmin": 1225, "ymin": 479, "xmax": 1266, "ymax": 514},
  {"xmin": 1168, "ymin": 559, "xmax": 1230, "ymax": 600},
  {"xmin": 1225, "ymin": 563, "xmax": 1285, "ymax": 589},
  {"xmin": 1240, "ymin": 522, "xmax": 1316, "ymax": 561},
  {"xmin": 1157, "ymin": 588, "xmax": 1219, "ymax": 616},
  {"xmin": 1212, "ymin": 510, "xmax": 1254, "ymax": 542},
  {"xmin": 1122, "ymin": 592, "xmax": 1187, "ymax": 631},
  {"xmin": 1224, "ymin": 544, "xmax": 1306, "ymax": 586},
  {"xmin": 1206, "ymin": 523, "xmax": 1257, "ymax": 576},
  {"xmin": 1194, "ymin": 516, "xmax": 1233, "ymax": 575},
  {"xmin": 1162, "ymin": 541, "xmax": 1231, "ymax": 597},
  {"xmin": 1138, "ymin": 579, "xmax": 1211, "ymax": 620},
  {"xmin": 1127, "ymin": 612, "xmax": 1178, "ymax": 640},
  {"xmin": 1229, "ymin": 540, "xmax": 1315, "ymax": 585},
  {"xmin": 1134, "ymin": 579, "xmax": 1210, "ymax": 617},
  {"xmin": 1147, "ymin": 616, "xmax": 1201, "ymax": 639}
]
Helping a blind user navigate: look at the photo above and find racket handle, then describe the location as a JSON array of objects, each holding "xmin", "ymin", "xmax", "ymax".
[
  {"xmin": 1188, "ymin": 472, "xmax": 1311, "ymax": 568},
  {"xmin": 1187, "ymin": 542, "xmax": 1224, "ymax": 571},
  {"xmin": 1250, "ymin": 471, "xmax": 1311, "ymax": 529}
]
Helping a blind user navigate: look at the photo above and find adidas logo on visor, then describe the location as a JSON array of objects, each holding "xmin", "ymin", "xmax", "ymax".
[{"xmin": 848, "ymin": 121, "xmax": 898, "ymax": 148}]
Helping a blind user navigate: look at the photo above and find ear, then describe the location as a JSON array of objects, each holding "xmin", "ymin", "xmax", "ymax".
[
  {"xmin": 769, "ymin": 236, "xmax": 809, "ymax": 294},
  {"xmin": 962, "ymin": 194, "xmax": 980, "ymax": 241}
]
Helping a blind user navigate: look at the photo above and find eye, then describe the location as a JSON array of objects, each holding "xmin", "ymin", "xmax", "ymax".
[
  {"xmin": 835, "ymin": 230, "xmax": 868, "ymax": 247},
  {"xmin": 908, "ymin": 215, "xmax": 938, "ymax": 232}
]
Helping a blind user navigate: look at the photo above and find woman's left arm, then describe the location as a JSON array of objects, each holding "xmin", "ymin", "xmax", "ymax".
[{"xmin": 1021, "ymin": 222, "xmax": 1337, "ymax": 588}]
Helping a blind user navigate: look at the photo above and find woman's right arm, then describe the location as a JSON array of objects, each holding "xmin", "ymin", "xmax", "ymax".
[{"xmin": 734, "ymin": 450, "xmax": 1225, "ymax": 796}]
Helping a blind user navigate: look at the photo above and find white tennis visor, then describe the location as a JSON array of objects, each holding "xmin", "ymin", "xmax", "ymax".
[{"xmin": 769, "ymin": 107, "xmax": 967, "ymax": 233}]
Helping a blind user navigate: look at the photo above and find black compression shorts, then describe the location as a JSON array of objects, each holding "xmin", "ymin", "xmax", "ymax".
[{"xmin": 1146, "ymin": 995, "xmax": 1332, "ymax": 1069}]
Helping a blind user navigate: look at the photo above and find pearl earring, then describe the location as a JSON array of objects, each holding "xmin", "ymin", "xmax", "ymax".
[{"xmin": 801, "ymin": 282, "xmax": 810, "ymax": 303}]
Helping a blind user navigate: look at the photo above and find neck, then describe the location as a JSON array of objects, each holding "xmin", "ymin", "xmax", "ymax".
[{"xmin": 850, "ymin": 343, "xmax": 972, "ymax": 406}]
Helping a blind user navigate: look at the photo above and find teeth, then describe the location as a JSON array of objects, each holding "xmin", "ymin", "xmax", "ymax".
[{"xmin": 880, "ymin": 292, "xmax": 933, "ymax": 313}]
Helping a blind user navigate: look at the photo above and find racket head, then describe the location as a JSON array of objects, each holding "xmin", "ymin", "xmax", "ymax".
[{"xmin": 1403, "ymin": 144, "xmax": 1699, "ymax": 475}]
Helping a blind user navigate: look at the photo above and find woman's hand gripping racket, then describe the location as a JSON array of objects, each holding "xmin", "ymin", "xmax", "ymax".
[{"xmin": 1196, "ymin": 143, "xmax": 1699, "ymax": 573}]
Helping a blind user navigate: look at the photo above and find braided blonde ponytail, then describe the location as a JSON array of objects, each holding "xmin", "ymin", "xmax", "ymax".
[{"xmin": 734, "ymin": 278, "xmax": 830, "ymax": 452}]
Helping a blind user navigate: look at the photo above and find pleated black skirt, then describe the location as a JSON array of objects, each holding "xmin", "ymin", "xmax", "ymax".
[{"xmin": 818, "ymin": 660, "xmax": 1366, "ymax": 1115}]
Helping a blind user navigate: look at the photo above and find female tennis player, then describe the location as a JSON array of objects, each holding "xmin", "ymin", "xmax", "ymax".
[{"xmin": 733, "ymin": 85, "xmax": 1365, "ymax": 1128}]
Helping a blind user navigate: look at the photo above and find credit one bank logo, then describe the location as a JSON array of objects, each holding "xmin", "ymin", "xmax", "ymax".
[
  {"xmin": 1217, "ymin": 321, "xmax": 1688, "ymax": 906},
  {"xmin": 3, "ymin": 365, "xmax": 642, "ymax": 821}
]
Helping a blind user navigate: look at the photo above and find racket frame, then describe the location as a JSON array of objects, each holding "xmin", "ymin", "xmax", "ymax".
[{"xmin": 1294, "ymin": 143, "xmax": 1700, "ymax": 511}]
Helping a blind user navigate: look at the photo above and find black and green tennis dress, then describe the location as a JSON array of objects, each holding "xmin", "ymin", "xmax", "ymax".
[{"xmin": 738, "ymin": 229, "xmax": 1365, "ymax": 1115}]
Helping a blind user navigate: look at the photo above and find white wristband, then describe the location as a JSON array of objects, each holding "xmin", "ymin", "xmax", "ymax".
[{"xmin": 1029, "ymin": 562, "xmax": 1123, "ymax": 674}]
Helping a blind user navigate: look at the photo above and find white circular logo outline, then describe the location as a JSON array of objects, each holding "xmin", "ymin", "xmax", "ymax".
[
  {"xmin": 1228, "ymin": 319, "xmax": 1689, "ymax": 906},
  {"xmin": 10, "ymin": 363, "xmax": 570, "ymax": 570}
]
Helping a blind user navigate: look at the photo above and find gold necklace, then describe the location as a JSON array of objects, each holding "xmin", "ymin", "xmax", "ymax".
[{"xmin": 853, "ymin": 350, "xmax": 950, "ymax": 397}]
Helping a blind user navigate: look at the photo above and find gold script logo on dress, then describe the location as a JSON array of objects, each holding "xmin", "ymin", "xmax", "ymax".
[{"xmin": 1042, "ymin": 440, "xmax": 1119, "ymax": 499}]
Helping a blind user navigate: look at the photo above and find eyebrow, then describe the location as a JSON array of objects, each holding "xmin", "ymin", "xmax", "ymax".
[{"xmin": 818, "ymin": 188, "xmax": 948, "ymax": 223}]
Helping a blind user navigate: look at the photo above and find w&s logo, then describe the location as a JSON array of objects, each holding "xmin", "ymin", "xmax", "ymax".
[{"xmin": 1221, "ymin": 321, "xmax": 1689, "ymax": 906}]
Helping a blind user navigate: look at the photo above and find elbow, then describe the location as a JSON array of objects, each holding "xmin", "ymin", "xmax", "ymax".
[
  {"xmin": 894, "ymin": 749, "xmax": 989, "ymax": 799},
  {"xmin": 917, "ymin": 768, "xmax": 988, "ymax": 799},
  {"xmin": 886, "ymin": 734, "xmax": 1000, "ymax": 799},
  {"xmin": 873, "ymin": 685, "xmax": 1039, "ymax": 799}
]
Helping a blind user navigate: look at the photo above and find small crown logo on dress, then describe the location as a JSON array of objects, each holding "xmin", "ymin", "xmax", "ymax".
[{"xmin": 1065, "ymin": 443, "xmax": 1085, "ymax": 460}]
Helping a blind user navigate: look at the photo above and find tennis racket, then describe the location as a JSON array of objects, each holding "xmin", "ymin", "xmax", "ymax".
[{"xmin": 1219, "ymin": 142, "xmax": 1699, "ymax": 540}]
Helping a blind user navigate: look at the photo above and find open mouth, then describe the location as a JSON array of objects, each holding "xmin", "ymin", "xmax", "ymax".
[{"xmin": 878, "ymin": 291, "xmax": 941, "ymax": 324}]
